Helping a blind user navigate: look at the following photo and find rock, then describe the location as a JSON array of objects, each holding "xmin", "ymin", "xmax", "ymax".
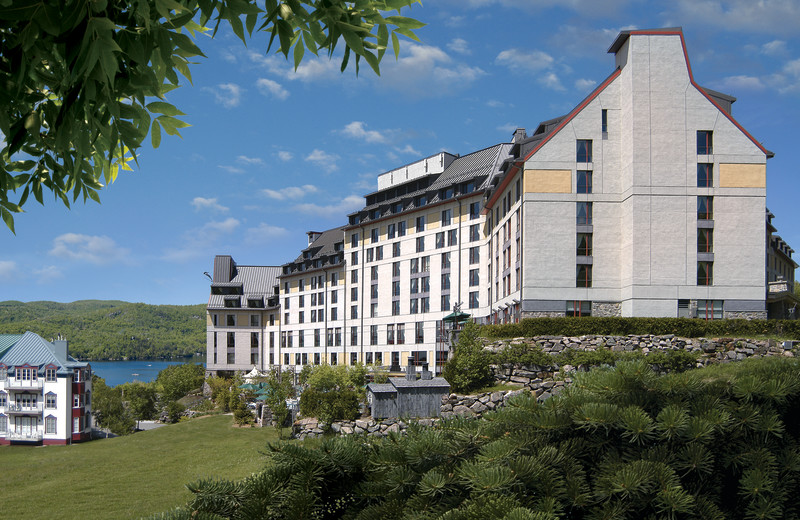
[
  {"xmin": 341, "ymin": 426, "xmax": 354, "ymax": 434},
  {"xmin": 470, "ymin": 401, "xmax": 487, "ymax": 413},
  {"xmin": 355, "ymin": 419, "xmax": 370, "ymax": 430},
  {"xmin": 453, "ymin": 405, "xmax": 475, "ymax": 416},
  {"xmin": 386, "ymin": 423, "xmax": 400, "ymax": 433},
  {"xmin": 490, "ymin": 391, "xmax": 505, "ymax": 403}
]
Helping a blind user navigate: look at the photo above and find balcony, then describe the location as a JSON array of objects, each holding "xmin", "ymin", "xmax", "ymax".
[
  {"xmin": 6, "ymin": 430, "xmax": 43, "ymax": 442},
  {"xmin": 6, "ymin": 378, "xmax": 44, "ymax": 389},
  {"xmin": 6, "ymin": 403, "xmax": 44, "ymax": 414}
]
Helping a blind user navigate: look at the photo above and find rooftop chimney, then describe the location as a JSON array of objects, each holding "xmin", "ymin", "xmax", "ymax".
[
  {"xmin": 513, "ymin": 128, "xmax": 527, "ymax": 143},
  {"xmin": 307, "ymin": 231, "xmax": 322, "ymax": 246},
  {"xmin": 421, "ymin": 362, "xmax": 432, "ymax": 380},
  {"xmin": 406, "ymin": 357, "xmax": 417, "ymax": 381},
  {"xmin": 52, "ymin": 334, "xmax": 68, "ymax": 359}
]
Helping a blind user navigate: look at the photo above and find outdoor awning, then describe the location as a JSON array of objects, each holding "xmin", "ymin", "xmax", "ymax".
[{"xmin": 442, "ymin": 311, "xmax": 470, "ymax": 324}]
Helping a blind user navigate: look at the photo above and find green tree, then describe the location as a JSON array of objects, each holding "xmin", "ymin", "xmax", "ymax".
[
  {"xmin": 206, "ymin": 375, "xmax": 233, "ymax": 412},
  {"xmin": 442, "ymin": 320, "xmax": 493, "ymax": 393},
  {"xmin": 155, "ymin": 362, "xmax": 204, "ymax": 401},
  {"xmin": 262, "ymin": 368, "xmax": 295, "ymax": 437},
  {"xmin": 92, "ymin": 374, "xmax": 135, "ymax": 435},
  {"xmin": 121, "ymin": 381, "xmax": 158, "ymax": 429},
  {"xmin": 794, "ymin": 280, "xmax": 800, "ymax": 298},
  {"xmin": 0, "ymin": 0, "xmax": 423, "ymax": 232},
  {"xmin": 299, "ymin": 363, "xmax": 364, "ymax": 422}
]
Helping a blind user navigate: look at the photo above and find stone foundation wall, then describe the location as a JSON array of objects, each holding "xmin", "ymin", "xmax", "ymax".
[
  {"xmin": 724, "ymin": 311, "xmax": 768, "ymax": 320},
  {"xmin": 520, "ymin": 311, "xmax": 565, "ymax": 318},
  {"xmin": 592, "ymin": 302, "xmax": 622, "ymax": 317}
]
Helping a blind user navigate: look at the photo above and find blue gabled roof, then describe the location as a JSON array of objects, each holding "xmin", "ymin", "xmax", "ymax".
[
  {"xmin": 0, "ymin": 334, "xmax": 23, "ymax": 359},
  {"xmin": 0, "ymin": 331, "xmax": 87, "ymax": 374}
]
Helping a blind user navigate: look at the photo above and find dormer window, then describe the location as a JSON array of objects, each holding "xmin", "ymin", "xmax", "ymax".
[{"xmin": 45, "ymin": 367, "xmax": 57, "ymax": 382}]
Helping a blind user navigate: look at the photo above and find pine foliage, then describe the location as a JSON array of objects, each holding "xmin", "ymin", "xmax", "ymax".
[{"xmin": 157, "ymin": 357, "xmax": 800, "ymax": 519}]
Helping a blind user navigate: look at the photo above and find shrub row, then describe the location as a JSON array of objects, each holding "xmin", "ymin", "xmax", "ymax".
[{"xmin": 481, "ymin": 317, "xmax": 800, "ymax": 340}]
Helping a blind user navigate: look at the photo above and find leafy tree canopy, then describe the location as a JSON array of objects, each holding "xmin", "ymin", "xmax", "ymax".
[
  {"xmin": 0, "ymin": 0, "xmax": 424, "ymax": 232},
  {"xmin": 155, "ymin": 361, "xmax": 205, "ymax": 401}
]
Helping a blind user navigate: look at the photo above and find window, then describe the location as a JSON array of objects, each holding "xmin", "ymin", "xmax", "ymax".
[
  {"xmin": 252, "ymin": 351, "xmax": 259, "ymax": 364},
  {"xmin": 469, "ymin": 224, "xmax": 480, "ymax": 242},
  {"xmin": 698, "ymin": 196, "xmax": 713, "ymax": 220},
  {"xmin": 371, "ymin": 228, "xmax": 379, "ymax": 242},
  {"xmin": 351, "ymin": 269, "xmax": 358, "ymax": 283},
  {"xmin": 415, "ymin": 322, "xmax": 424, "ymax": 344},
  {"xmin": 314, "ymin": 329, "xmax": 321, "ymax": 347},
  {"xmin": 376, "ymin": 246, "xmax": 383, "ymax": 261},
  {"xmin": 298, "ymin": 311, "xmax": 304, "ymax": 324},
  {"xmin": 577, "ymin": 170, "xmax": 592, "ymax": 193},
  {"xmin": 577, "ymin": 202, "xmax": 592, "ymax": 225},
  {"xmin": 601, "ymin": 109, "xmax": 608, "ymax": 133},
  {"xmin": 442, "ymin": 252, "xmax": 451, "ymax": 269},
  {"xmin": 387, "ymin": 324, "xmax": 395, "ymax": 345},
  {"xmin": 350, "ymin": 352, "xmax": 357, "ymax": 366},
  {"xmin": 284, "ymin": 312, "xmax": 289, "ymax": 325},
  {"xmin": 698, "ymin": 261, "xmax": 713, "ymax": 286},
  {"xmin": 576, "ymin": 139, "xmax": 592, "ymax": 162},
  {"xmin": 410, "ymin": 298, "xmax": 419, "ymax": 314},
  {"xmin": 250, "ymin": 314, "xmax": 260, "ymax": 327},
  {"xmin": 421, "ymin": 297, "xmax": 430, "ymax": 313},
  {"xmin": 397, "ymin": 324, "xmax": 405, "ymax": 345},
  {"xmin": 697, "ymin": 163, "xmax": 713, "ymax": 187},
  {"xmin": 392, "ymin": 280, "xmax": 400, "ymax": 296},
  {"xmin": 74, "ymin": 394, "xmax": 81, "ymax": 407},
  {"xmin": 351, "ymin": 233, "xmax": 359, "ymax": 248},
  {"xmin": 371, "ymin": 284, "xmax": 379, "ymax": 299},
  {"xmin": 441, "ymin": 273, "xmax": 450, "ymax": 291},
  {"xmin": 351, "ymin": 251, "xmax": 358, "ymax": 265},
  {"xmin": 251, "ymin": 332, "xmax": 259, "ymax": 348},
  {"xmin": 697, "ymin": 299, "xmax": 723, "ymax": 320},
  {"xmin": 365, "ymin": 352, "xmax": 373, "ymax": 365},
  {"xmin": 469, "ymin": 269, "xmax": 480, "ymax": 286},
  {"xmin": 330, "ymin": 353, "xmax": 338, "ymax": 365},
  {"xmin": 392, "ymin": 300, "xmax": 400, "ymax": 316},
  {"xmin": 415, "ymin": 195, "xmax": 427, "ymax": 207},
  {"xmin": 393, "ymin": 242, "xmax": 401, "ymax": 257},
  {"xmin": 416, "ymin": 236, "xmax": 425, "ymax": 252},
  {"xmin": 327, "ymin": 328, "xmax": 333, "ymax": 346},
  {"xmin": 470, "ymin": 202, "xmax": 480, "ymax": 220},
  {"xmin": 0, "ymin": 392, "xmax": 5, "ymax": 407},
  {"xmin": 697, "ymin": 130, "xmax": 713, "ymax": 155},
  {"xmin": 436, "ymin": 232, "xmax": 445, "ymax": 249},
  {"xmin": 45, "ymin": 367, "xmax": 57, "ymax": 382},
  {"xmin": 335, "ymin": 328, "xmax": 342, "ymax": 346},
  {"xmin": 698, "ymin": 228, "xmax": 713, "ymax": 253},
  {"xmin": 441, "ymin": 209, "xmax": 452, "ymax": 226},
  {"xmin": 422, "ymin": 256, "xmax": 430, "ymax": 272},
  {"xmin": 331, "ymin": 290, "xmax": 338, "ymax": 304},
  {"xmin": 0, "ymin": 415, "xmax": 7, "ymax": 433},
  {"xmin": 331, "ymin": 307, "xmax": 338, "ymax": 321},
  {"xmin": 469, "ymin": 291, "xmax": 479, "ymax": 309},
  {"xmin": 441, "ymin": 294, "xmax": 450, "ymax": 311},
  {"xmin": 227, "ymin": 331, "xmax": 235, "ymax": 349},
  {"xmin": 388, "ymin": 223, "xmax": 396, "ymax": 238},
  {"xmin": 298, "ymin": 332, "xmax": 304, "ymax": 348},
  {"xmin": 45, "ymin": 416, "xmax": 56, "ymax": 434},
  {"xmin": 398, "ymin": 220, "xmax": 407, "ymax": 236},
  {"xmin": 311, "ymin": 277, "xmax": 317, "ymax": 289},
  {"xmin": 351, "ymin": 326, "xmax": 358, "ymax": 346},
  {"xmin": 416, "ymin": 215, "xmax": 425, "ymax": 232},
  {"xmin": 371, "ymin": 265, "xmax": 378, "ymax": 281},
  {"xmin": 351, "ymin": 287, "xmax": 358, "ymax": 301},
  {"xmin": 45, "ymin": 393, "xmax": 56, "ymax": 408},
  {"xmin": 441, "ymin": 188, "xmax": 454, "ymax": 200},
  {"xmin": 577, "ymin": 233, "xmax": 592, "ymax": 256},
  {"xmin": 469, "ymin": 247, "xmax": 479, "ymax": 264},
  {"xmin": 331, "ymin": 272, "xmax": 339, "ymax": 286},
  {"xmin": 375, "ymin": 352, "xmax": 383, "ymax": 365},
  {"xmin": 567, "ymin": 301, "xmax": 591, "ymax": 317},
  {"xmin": 448, "ymin": 229, "xmax": 457, "ymax": 246},
  {"xmin": 311, "ymin": 293, "xmax": 317, "ymax": 306},
  {"xmin": 366, "ymin": 248, "xmax": 374, "ymax": 263},
  {"xmin": 392, "ymin": 261, "xmax": 400, "ymax": 277},
  {"xmin": 421, "ymin": 276, "xmax": 430, "ymax": 292},
  {"xmin": 226, "ymin": 314, "xmax": 235, "ymax": 326},
  {"xmin": 576, "ymin": 265, "xmax": 592, "ymax": 288},
  {"xmin": 410, "ymin": 258, "xmax": 419, "ymax": 274},
  {"xmin": 311, "ymin": 309, "xmax": 317, "ymax": 322},
  {"xmin": 370, "ymin": 325, "xmax": 378, "ymax": 345}
]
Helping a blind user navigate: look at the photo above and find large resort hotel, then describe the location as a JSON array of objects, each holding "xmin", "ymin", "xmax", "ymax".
[{"xmin": 205, "ymin": 28, "xmax": 796, "ymax": 378}]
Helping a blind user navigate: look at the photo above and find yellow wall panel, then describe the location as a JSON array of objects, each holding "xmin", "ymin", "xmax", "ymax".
[
  {"xmin": 719, "ymin": 163, "xmax": 766, "ymax": 188},
  {"xmin": 524, "ymin": 169, "xmax": 571, "ymax": 193}
]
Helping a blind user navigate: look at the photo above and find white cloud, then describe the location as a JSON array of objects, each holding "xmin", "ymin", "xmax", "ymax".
[
  {"xmin": 496, "ymin": 123, "xmax": 519, "ymax": 134},
  {"xmin": 34, "ymin": 265, "xmax": 63, "ymax": 283},
  {"xmin": 236, "ymin": 155, "xmax": 264, "ymax": 166},
  {"xmin": 248, "ymin": 51, "xmax": 342, "ymax": 83},
  {"xmin": 761, "ymin": 40, "xmax": 788, "ymax": 56},
  {"xmin": 447, "ymin": 38, "xmax": 471, "ymax": 55},
  {"xmin": 486, "ymin": 99, "xmax": 506, "ymax": 108},
  {"xmin": 245, "ymin": 223, "xmax": 290, "ymax": 244},
  {"xmin": 191, "ymin": 197, "xmax": 229, "ymax": 213},
  {"xmin": 379, "ymin": 43, "xmax": 485, "ymax": 97},
  {"xmin": 277, "ymin": 151, "xmax": 293, "ymax": 161},
  {"xmin": 0, "ymin": 260, "xmax": 18, "ymax": 281},
  {"xmin": 293, "ymin": 195, "xmax": 364, "ymax": 218},
  {"xmin": 496, "ymin": 48, "xmax": 554, "ymax": 72},
  {"xmin": 218, "ymin": 165, "xmax": 244, "ymax": 174},
  {"xmin": 256, "ymin": 78, "xmax": 290, "ymax": 100},
  {"xmin": 575, "ymin": 78, "xmax": 598, "ymax": 91},
  {"xmin": 717, "ymin": 75, "xmax": 767, "ymax": 91},
  {"xmin": 162, "ymin": 218, "xmax": 241, "ymax": 263},
  {"xmin": 262, "ymin": 184, "xmax": 319, "ymax": 200},
  {"xmin": 341, "ymin": 121, "xmax": 389, "ymax": 144},
  {"xmin": 49, "ymin": 234, "xmax": 131, "ymax": 265},
  {"xmin": 539, "ymin": 72, "xmax": 564, "ymax": 91},
  {"xmin": 206, "ymin": 83, "xmax": 243, "ymax": 108},
  {"xmin": 305, "ymin": 149, "xmax": 340, "ymax": 172},
  {"xmin": 670, "ymin": 0, "xmax": 800, "ymax": 35},
  {"xmin": 395, "ymin": 144, "xmax": 420, "ymax": 156}
]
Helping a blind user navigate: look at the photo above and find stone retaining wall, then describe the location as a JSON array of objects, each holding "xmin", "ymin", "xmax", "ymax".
[{"xmin": 291, "ymin": 334, "xmax": 798, "ymax": 439}]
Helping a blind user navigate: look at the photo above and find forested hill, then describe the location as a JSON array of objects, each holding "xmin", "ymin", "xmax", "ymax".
[{"xmin": 0, "ymin": 300, "xmax": 206, "ymax": 361}]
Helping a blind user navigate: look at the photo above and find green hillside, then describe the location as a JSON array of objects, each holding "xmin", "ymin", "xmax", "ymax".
[{"xmin": 0, "ymin": 300, "xmax": 206, "ymax": 360}]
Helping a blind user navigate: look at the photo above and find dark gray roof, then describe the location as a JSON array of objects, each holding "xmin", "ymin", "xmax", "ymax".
[
  {"xmin": 607, "ymin": 27, "xmax": 682, "ymax": 54},
  {"xmin": 0, "ymin": 332, "xmax": 87, "ymax": 375},
  {"xmin": 282, "ymin": 226, "xmax": 346, "ymax": 276},
  {"xmin": 389, "ymin": 376, "xmax": 451, "ymax": 389},
  {"xmin": 208, "ymin": 256, "xmax": 281, "ymax": 309},
  {"xmin": 367, "ymin": 383, "xmax": 397, "ymax": 394}
]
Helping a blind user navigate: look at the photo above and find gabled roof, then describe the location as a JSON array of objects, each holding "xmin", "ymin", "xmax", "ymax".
[
  {"xmin": 0, "ymin": 334, "xmax": 23, "ymax": 358},
  {"xmin": 208, "ymin": 255, "xmax": 281, "ymax": 309},
  {"xmin": 0, "ymin": 331, "xmax": 87, "ymax": 374},
  {"xmin": 281, "ymin": 226, "xmax": 346, "ymax": 277}
]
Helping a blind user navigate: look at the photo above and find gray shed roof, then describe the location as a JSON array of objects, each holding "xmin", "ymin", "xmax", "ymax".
[
  {"xmin": 389, "ymin": 377, "xmax": 451, "ymax": 389},
  {"xmin": 366, "ymin": 383, "xmax": 397, "ymax": 394}
]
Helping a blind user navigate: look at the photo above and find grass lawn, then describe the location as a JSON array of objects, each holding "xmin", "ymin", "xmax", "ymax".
[{"xmin": 0, "ymin": 414, "xmax": 280, "ymax": 519}]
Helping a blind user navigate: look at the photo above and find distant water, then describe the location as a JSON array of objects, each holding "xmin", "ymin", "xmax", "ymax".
[{"xmin": 90, "ymin": 357, "xmax": 206, "ymax": 387}]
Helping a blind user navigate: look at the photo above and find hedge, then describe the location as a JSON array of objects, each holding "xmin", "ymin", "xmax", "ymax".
[{"xmin": 480, "ymin": 317, "xmax": 800, "ymax": 340}]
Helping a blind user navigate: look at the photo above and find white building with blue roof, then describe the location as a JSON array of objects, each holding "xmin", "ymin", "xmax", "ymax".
[{"xmin": 0, "ymin": 332, "xmax": 92, "ymax": 445}]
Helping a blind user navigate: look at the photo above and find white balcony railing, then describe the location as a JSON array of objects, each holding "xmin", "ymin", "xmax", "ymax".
[
  {"xmin": 6, "ymin": 378, "xmax": 44, "ymax": 389},
  {"xmin": 6, "ymin": 403, "xmax": 44, "ymax": 414},
  {"xmin": 6, "ymin": 430, "xmax": 43, "ymax": 441}
]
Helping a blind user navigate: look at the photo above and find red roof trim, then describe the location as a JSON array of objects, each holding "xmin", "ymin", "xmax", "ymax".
[{"xmin": 485, "ymin": 68, "xmax": 621, "ymax": 211}]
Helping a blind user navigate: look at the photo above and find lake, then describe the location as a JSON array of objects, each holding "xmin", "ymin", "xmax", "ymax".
[{"xmin": 90, "ymin": 358, "xmax": 206, "ymax": 387}]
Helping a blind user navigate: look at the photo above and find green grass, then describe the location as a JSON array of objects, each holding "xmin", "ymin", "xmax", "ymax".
[{"xmin": 0, "ymin": 414, "xmax": 280, "ymax": 519}]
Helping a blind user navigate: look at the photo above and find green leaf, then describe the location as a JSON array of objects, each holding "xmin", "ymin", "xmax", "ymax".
[
  {"xmin": 1, "ymin": 207, "xmax": 16, "ymax": 234},
  {"xmin": 146, "ymin": 101, "xmax": 185, "ymax": 117},
  {"xmin": 293, "ymin": 37, "xmax": 305, "ymax": 70},
  {"xmin": 151, "ymin": 120, "xmax": 162, "ymax": 148}
]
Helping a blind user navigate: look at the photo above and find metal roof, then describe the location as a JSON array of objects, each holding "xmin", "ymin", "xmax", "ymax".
[
  {"xmin": 208, "ymin": 257, "xmax": 281, "ymax": 310},
  {"xmin": 389, "ymin": 376, "xmax": 451, "ymax": 389},
  {"xmin": 0, "ymin": 334, "xmax": 23, "ymax": 358},
  {"xmin": 0, "ymin": 331, "xmax": 87, "ymax": 374}
]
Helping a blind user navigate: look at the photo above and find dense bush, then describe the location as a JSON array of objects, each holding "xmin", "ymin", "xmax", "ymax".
[
  {"xmin": 155, "ymin": 362, "xmax": 205, "ymax": 401},
  {"xmin": 159, "ymin": 357, "xmax": 800, "ymax": 520},
  {"xmin": 442, "ymin": 321, "xmax": 494, "ymax": 393},
  {"xmin": 298, "ymin": 364, "xmax": 366, "ymax": 423},
  {"xmin": 481, "ymin": 316, "xmax": 800, "ymax": 340}
]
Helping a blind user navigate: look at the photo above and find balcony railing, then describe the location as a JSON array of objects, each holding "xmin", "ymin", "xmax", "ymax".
[
  {"xmin": 6, "ymin": 378, "xmax": 44, "ymax": 389},
  {"xmin": 6, "ymin": 403, "xmax": 44, "ymax": 414},
  {"xmin": 6, "ymin": 430, "xmax": 43, "ymax": 441}
]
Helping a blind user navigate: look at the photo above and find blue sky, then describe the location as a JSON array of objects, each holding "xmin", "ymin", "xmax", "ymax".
[{"xmin": 2, "ymin": 0, "xmax": 799, "ymax": 305}]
